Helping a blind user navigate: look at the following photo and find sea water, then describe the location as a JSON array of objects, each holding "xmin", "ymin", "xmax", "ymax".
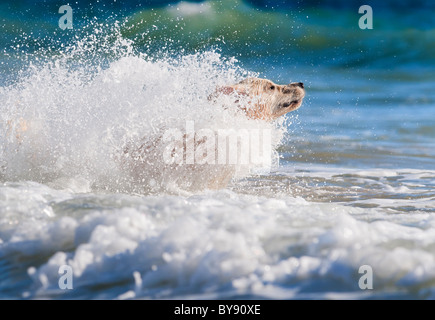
[{"xmin": 0, "ymin": 0, "xmax": 434, "ymax": 299}]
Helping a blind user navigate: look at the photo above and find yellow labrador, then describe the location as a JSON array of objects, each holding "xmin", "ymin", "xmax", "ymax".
[{"xmin": 122, "ymin": 77, "xmax": 306, "ymax": 190}]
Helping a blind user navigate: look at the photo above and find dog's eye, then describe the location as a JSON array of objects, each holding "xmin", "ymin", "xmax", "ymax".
[{"xmin": 269, "ymin": 85, "xmax": 275, "ymax": 90}]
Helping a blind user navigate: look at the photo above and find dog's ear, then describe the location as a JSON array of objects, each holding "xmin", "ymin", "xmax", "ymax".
[
  {"xmin": 216, "ymin": 86, "xmax": 236, "ymax": 95},
  {"xmin": 208, "ymin": 85, "xmax": 248, "ymax": 101},
  {"xmin": 208, "ymin": 86, "xmax": 233, "ymax": 101},
  {"xmin": 224, "ymin": 85, "xmax": 249, "ymax": 96}
]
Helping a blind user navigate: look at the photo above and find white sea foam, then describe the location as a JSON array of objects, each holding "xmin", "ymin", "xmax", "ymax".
[{"xmin": 0, "ymin": 176, "xmax": 434, "ymax": 299}]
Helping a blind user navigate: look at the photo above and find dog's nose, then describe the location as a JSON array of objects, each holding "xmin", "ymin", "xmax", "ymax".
[{"xmin": 290, "ymin": 82, "xmax": 304, "ymax": 89}]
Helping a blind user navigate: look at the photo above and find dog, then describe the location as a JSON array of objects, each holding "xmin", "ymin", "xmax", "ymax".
[{"xmin": 122, "ymin": 77, "xmax": 306, "ymax": 191}]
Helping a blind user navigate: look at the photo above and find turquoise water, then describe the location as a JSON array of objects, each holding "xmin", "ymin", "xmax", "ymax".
[{"xmin": 0, "ymin": 0, "xmax": 435, "ymax": 300}]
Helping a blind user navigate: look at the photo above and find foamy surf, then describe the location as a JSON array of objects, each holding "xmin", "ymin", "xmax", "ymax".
[{"xmin": 1, "ymin": 167, "xmax": 435, "ymax": 300}]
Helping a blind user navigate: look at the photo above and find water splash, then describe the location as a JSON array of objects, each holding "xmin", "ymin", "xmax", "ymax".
[{"xmin": 0, "ymin": 22, "xmax": 286, "ymax": 194}]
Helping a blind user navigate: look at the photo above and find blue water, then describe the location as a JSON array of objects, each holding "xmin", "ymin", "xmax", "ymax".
[{"xmin": 0, "ymin": 0, "xmax": 435, "ymax": 300}]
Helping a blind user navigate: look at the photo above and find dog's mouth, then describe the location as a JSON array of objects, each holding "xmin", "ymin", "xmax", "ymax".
[
  {"xmin": 281, "ymin": 100, "xmax": 299, "ymax": 108},
  {"xmin": 279, "ymin": 98, "xmax": 303, "ymax": 110}
]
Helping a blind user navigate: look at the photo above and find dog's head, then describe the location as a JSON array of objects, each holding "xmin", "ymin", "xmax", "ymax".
[{"xmin": 215, "ymin": 77, "xmax": 305, "ymax": 121}]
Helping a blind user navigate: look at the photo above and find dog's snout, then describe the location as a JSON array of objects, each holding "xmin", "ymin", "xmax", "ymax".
[
  {"xmin": 290, "ymin": 82, "xmax": 304, "ymax": 89},
  {"xmin": 283, "ymin": 82, "xmax": 304, "ymax": 94}
]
